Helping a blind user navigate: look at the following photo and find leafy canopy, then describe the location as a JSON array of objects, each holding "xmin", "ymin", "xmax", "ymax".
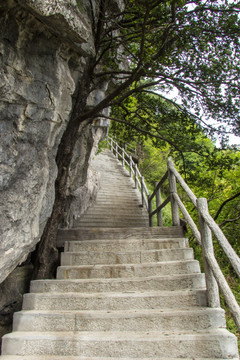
[{"xmin": 94, "ymin": 0, "xmax": 240, "ymax": 140}]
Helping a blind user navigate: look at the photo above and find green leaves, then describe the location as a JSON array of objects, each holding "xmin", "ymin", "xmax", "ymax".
[{"xmin": 114, "ymin": 0, "xmax": 240, "ymax": 133}]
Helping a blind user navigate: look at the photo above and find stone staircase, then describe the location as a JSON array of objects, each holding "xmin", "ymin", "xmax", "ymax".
[
  {"xmin": 73, "ymin": 150, "xmax": 149, "ymax": 228},
  {"xmin": 0, "ymin": 150, "xmax": 239, "ymax": 359}
]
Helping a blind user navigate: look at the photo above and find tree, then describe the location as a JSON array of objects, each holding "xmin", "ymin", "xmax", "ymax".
[{"xmin": 33, "ymin": 0, "xmax": 240, "ymax": 278}]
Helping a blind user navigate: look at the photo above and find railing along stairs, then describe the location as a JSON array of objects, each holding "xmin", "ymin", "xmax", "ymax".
[{"xmin": 107, "ymin": 136, "xmax": 240, "ymax": 331}]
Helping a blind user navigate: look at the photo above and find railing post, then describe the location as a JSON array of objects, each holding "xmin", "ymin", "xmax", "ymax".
[
  {"xmin": 134, "ymin": 164, "xmax": 138, "ymax": 189},
  {"xmin": 155, "ymin": 181, "xmax": 163, "ymax": 226},
  {"xmin": 197, "ymin": 198, "xmax": 220, "ymax": 308},
  {"xmin": 148, "ymin": 194, "xmax": 153, "ymax": 227},
  {"xmin": 110, "ymin": 138, "xmax": 113, "ymax": 152},
  {"xmin": 115, "ymin": 143, "xmax": 118, "ymax": 158},
  {"xmin": 122, "ymin": 149, "xmax": 125, "ymax": 167},
  {"xmin": 129, "ymin": 156, "xmax": 133, "ymax": 178},
  {"xmin": 168, "ymin": 159, "xmax": 180, "ymax": 226},
  {"xmin": 141, "ymin": 176, "xmax": 145, "ymax": 207}
]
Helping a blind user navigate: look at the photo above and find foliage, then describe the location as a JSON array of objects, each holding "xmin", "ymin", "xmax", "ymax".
[
  {"xmin": 94, "ymin": 0, "xmax": 240, "ymax": 142},
  {"xmin": 108, "ymin": 92, "xmax": 240, "ymax": 345}
]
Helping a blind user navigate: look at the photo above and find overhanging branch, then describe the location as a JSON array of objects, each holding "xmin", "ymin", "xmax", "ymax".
[{"xmin": 214, "ymin": 192, "xmax": 240, "ymax": 221}]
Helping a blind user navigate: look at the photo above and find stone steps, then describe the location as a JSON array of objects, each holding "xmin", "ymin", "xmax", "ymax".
[
  {"xmin": 1, "ymin": 357, "xmax": 239, "ymax": 360},
  {"xmin": 95, "ymin": 192, "xmax": 140, "ymax": 196},
  {"xmin": 29, "ymin": 273, "xmax": 206, "ymax": 293},
  {"xmin": 60, "ymin": 248, "xmax": 194, "ymax": 265},
  {"xmin": 75, "ymin": 221, "xmax": 149, "ymax": 228},
  {"xmin": 21, "ymin": 290, "xmax": 208, "ymax": 311},
  {"xmin": 56, "ymin": 259, "xmax": 201, "ymax": 279},
  {"xmin": 1, "ymin": 151, "xmax": 238, "ymax": 359},
  {"xmin": 73, "ymin": 150, "xmax": 148, "ymax": 229},
  {"xmin": 95, "ymin": 191, "xmax": 141, "ymax": 196},
  {"xmin": 85, "ymin": 199, "xmax": 142, "ymax": 205},
  {"xmin": 57, "ymin": 226, "xmax": 185, "ymax": 245},
  {"xmin": 2, "ymin": 330, "xmax": 238, "ymax": 358},
  {"xmin": 82, "ymin": 207, "xmax": 147, "ymax": 213},
  {"xmin": 79, "ymin": 212, "xmax": 148, "ymax": 218},
  {"xmin": 13, "ymin": 308, "xmax": 226, "ymax": 332},
  {"xmin": 64, "ymin": 238, "xmax": 188, "ymax": 252},
  {"xmin": 75, "ymin": 221, "xmax": 150, "ymax": 228}
]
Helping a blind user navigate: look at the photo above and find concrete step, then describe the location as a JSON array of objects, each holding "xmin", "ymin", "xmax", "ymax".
[
  {"xmin": 74, "ymin": 219, "xmax": 149, "ymax": 224},
  {"xmin": 80, "ymin": 213, "xmax": 147, "ymax": 220},
  {"xmin": 96, "ymin": 191, "xmax": 140, "ymax": 196},
  {"xmin": 22, "ymin": 290, "xmax": 207, "ymax": 311},
  {"xmin": 64, "ymin": 238, "xmax": 188, "ymax": 252},
  {"xmin": 74, "ymin": 221, "xmax": 149, "ymax": 229},
  {"xmin": 97, "ymin": 181, "xmax": 138, "ymax": 186},
  {"xmin": 96, "ymin": 190, "xmax": 140, "ymax": 195},
  {"xmin": 96, "ymin": 186, "xmax": 138, "ymax": 190},
  {"xmin": 99, "ymin": 178, "xmax": 133, "ymax": 183},
  {"xmin": 30, "ymin": 273, "xmax": 206, "ymax": 293},
  {"xmin": 76, "ymin": 218, "xmax": 149, "ymax": 223},
  {"xmin": 81, "ymin": 214, "xmax": 146, "ymax": 219},
  {"xmin": 2, "ymin": 329, "xmax": 238, "ymax": 358},
  {"xmin": 95, "ymin": 194, "xmax": 139, "ymax": 198},
  {"xmin": 98, "ymin": 182, "xmax": 135, "ymax": 186},
  {"xmin": 77, "ymin": 213, "xmax": 148, "ymax": 219},
  {"xmin": 56, "ymin": 260, "xmax": 201, "ymax": 279},
  {"xmin": 74, "ymin": 222, "xmax": 149, "ymax": 228},
  {"xmin": 95, "ymin": 192, "xmax": 141, "ymax": 197},
  {"xmin": 78, "ymin": 209, "xmax": 146, "ymax": 214},
  {"xmin": 60, "ymin": 248, "xmax": 194, "ymax": 265},
  {"xmin": 1, "ymin": 357, "xmax": 239, "ymax": 360},
  {"xmin": 86, "ymin": 197, "xmax": 144, "ymax": 202},
  {"xmin": 89, "ymin": 200, "xmax": 142, "ymax": 206},
  {"xmin": 80, "ymin": 211, "xmax": 148, "ymax": 218},
  {"xmin": 13, "ymin": 308, "xmax": 226, "ymax": 332},
  {"xmin": 83, "ymin": 207, "xmax": 147, "ymax": 213},
  {"xmin": 76, "ymin": 218, "xmax": 149, "ymax": 224},
  {"xmin": 57, "ymin": 227, "xmax": 185, "ymax": 245},
  {"xmin": 79, "ymin": 216, "xmax": 148, "ymax": 222},
  {"xmin": 91, "ymin": 190, "xmax": 142, "ymax": 196}
]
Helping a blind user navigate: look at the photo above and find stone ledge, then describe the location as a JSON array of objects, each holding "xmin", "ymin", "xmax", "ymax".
[{"xmin": 18, "ymin": 0, "xmax": 95, "ymax": 56}]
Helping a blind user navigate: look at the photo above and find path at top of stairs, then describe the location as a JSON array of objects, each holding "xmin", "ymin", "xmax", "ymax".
[
  {"xmin": 1, "ymin": 149, "xmax": 239, "ymax": 359},
  {"xmin": 73, "ymin": 150, "xmax": 149, "ymax": 228}
]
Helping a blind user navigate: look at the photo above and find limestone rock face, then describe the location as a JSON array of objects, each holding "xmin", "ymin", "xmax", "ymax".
[
  {"xmin": 0, "ymin": 264, "xmax": 33, "ymax": 352},
  {"xmin": 19, "ymin": 0, "xmax": 95, "ymax": 55},
  {"xmin": 0, "ymin": 0, "xmax": 108, "ymax": 284},
  {"xmin": 0, "ymin": 0, "xmax": 125, "ymax": 346},
  {"xmin": 64, "ymin": 126, "xmax": 106, "ymax": 228}
]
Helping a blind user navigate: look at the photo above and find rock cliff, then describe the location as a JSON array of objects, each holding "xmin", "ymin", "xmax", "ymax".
[{"xmin": 0, "ymin": 0, "xmax": 121, "ymax": 344}]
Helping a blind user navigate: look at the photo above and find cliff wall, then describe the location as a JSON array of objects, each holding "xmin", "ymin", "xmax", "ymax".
[{"xmin": 0, "ymin": 0, "xmax": 118, "ymax": 343}]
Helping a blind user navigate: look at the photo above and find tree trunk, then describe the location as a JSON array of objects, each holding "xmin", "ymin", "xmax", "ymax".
[{"xmin": 32, "ymin": 61, "xmax": 94, "ymax": 279}]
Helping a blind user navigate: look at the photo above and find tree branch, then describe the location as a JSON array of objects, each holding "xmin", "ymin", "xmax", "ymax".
[
  {"xmin": 99, "ymin": 113, "xmax": 187, "ymax": 168},
  {"xmin": 219, "ymin": 215, "xmax": 240, "ymax": 228},
  {"xmin": 214, "ymin": 192, "xmax": 240, "ymax": 221}
]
